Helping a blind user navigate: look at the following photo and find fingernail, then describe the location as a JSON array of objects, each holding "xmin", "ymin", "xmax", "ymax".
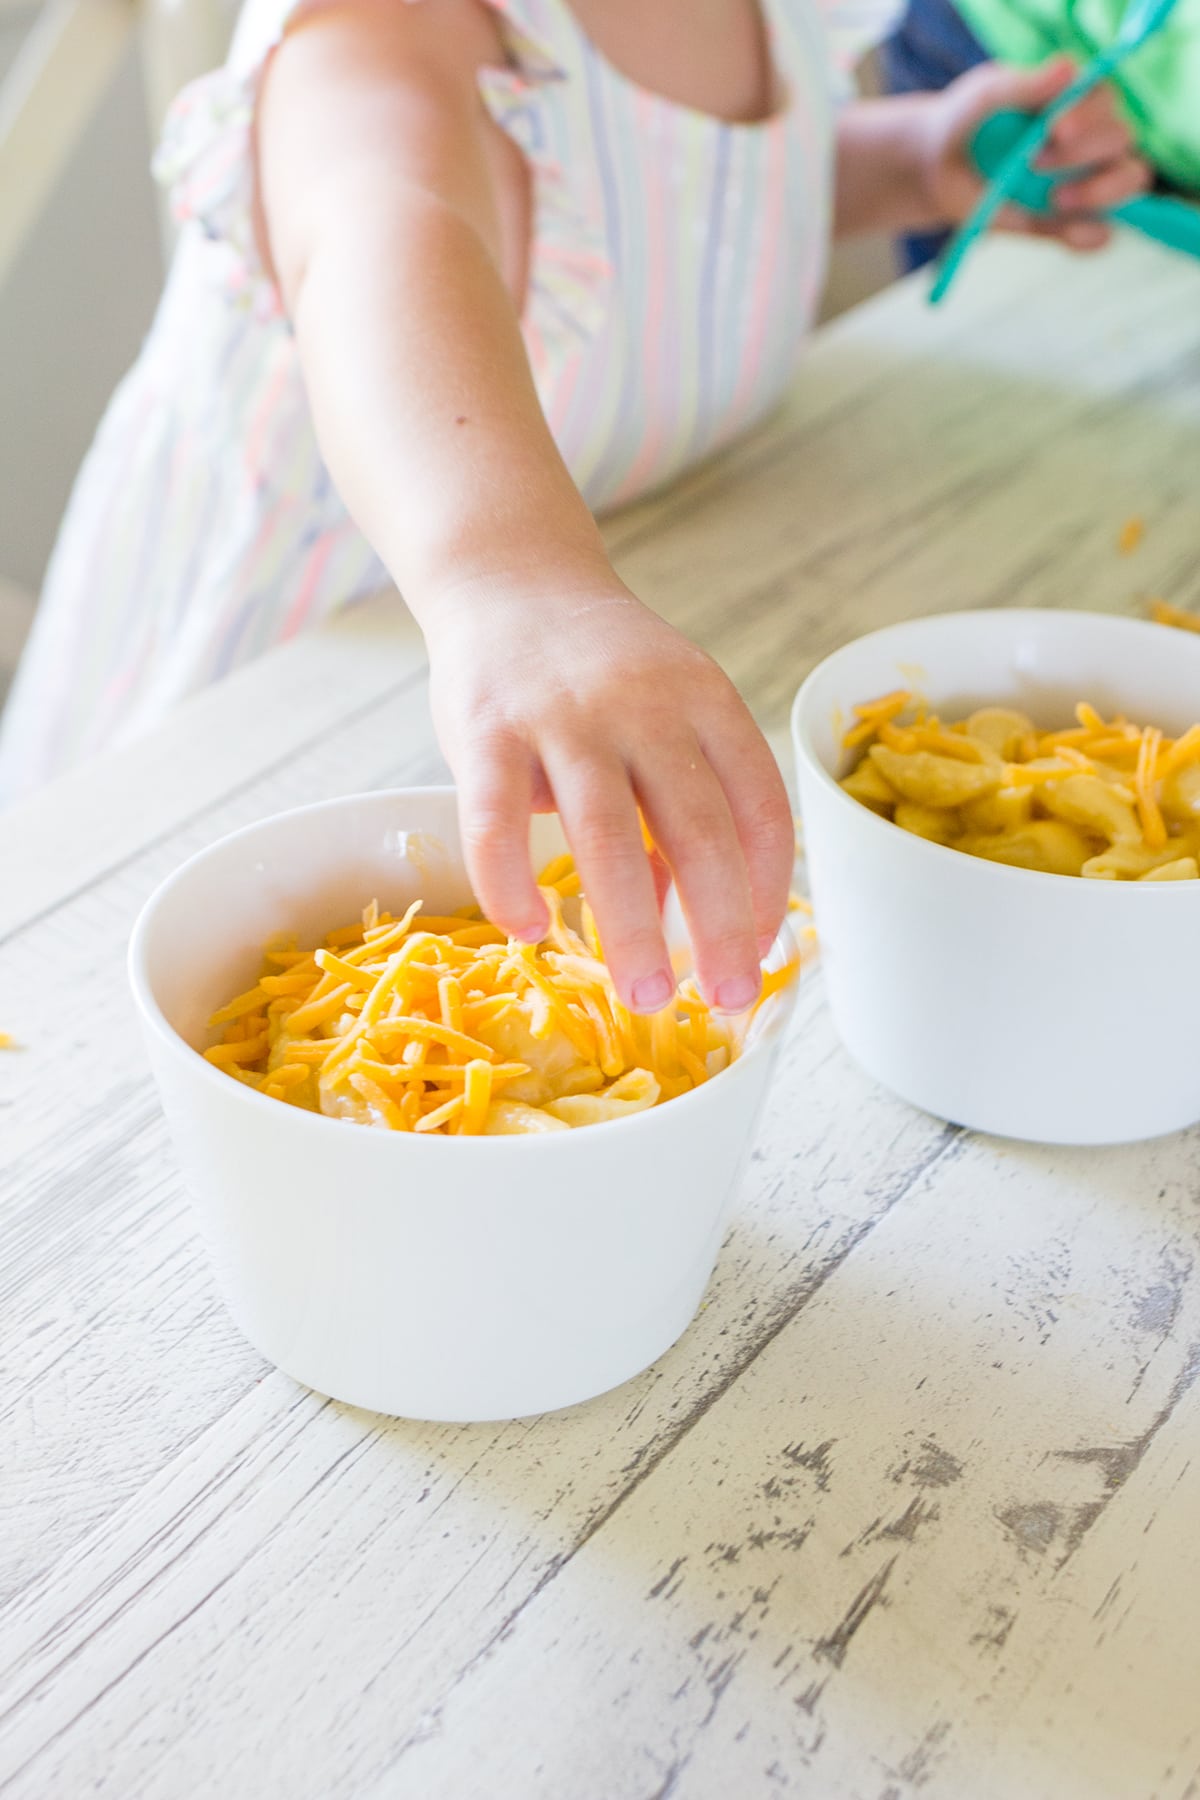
[
  {"xmin": 715, "ymin": 974, "xmax": 760, "ymax": 1014},
  {"xmin": 631, "ymin": 969, "xmax": 674, "ymax": 1013},
  {"xmin": 514, "ymin": 911, "xmax": 549, "ymax": 945}
]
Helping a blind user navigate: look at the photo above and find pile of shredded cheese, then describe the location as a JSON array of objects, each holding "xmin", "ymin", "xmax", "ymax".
[
  {"xmin": 840, "ymin": 692, "xmax": 1200, "ymax": 880},
  {"xmin": 203, "ymin": 855, "xmax": 798, "ymax": 1134}
]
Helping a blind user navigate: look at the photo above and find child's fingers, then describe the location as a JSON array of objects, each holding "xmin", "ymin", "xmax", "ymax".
[
  {"xmin": 456, "ymin": 740, "xmax": 549, "ymax": 943},
  {"xmin": 697, "ymin": 719, "xmax": 794, "ymax": 957},
  {"xmin": 995, "ymin": 199, "xmax": 1111, "ymax": 249},
  {"xmin": 543, "ymin": 750, "xmax": 672, "ymax": 1012},
  {"xmin": 994, "ymin": 201, "xmax": 1053, "ymax": 235},
  {"xmin": 1055, "ymin": 154, "xmax": 1150, "ymax": 214},
  {"xmin": 1039, "ymin": 84, "xmax": 1123, "ymax": 149},
  {"xmin": 637, "ymin": 752, "xmax": 762, "ymax": 1013},
  {"xmin": 1036, "ymin": 123, "xmax": 1129, "ymax": 173},
  {"xmin": 1058, "ymin": 217, "xmax": 1112, "ymax": 251},
  {"xmin": 981, "ymin": 60, "xmax": 1132, "ymax": 168},
  {"xmin": 1037, "ymin": 120, "xmax": 1130, "ymax": 171},
  {"xmin": 985, "ymin": 53, "xmax": 1076, "ymax": 125},
  {"xmin": 1028, "ymin": 214, "xmax": 1113, "ymax": 251}
]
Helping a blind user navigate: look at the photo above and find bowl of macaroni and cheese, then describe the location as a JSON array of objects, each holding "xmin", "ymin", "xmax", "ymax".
[
  {"xmin": 792, "ymin": 610, "xmax": 1200, "ymax": 1145},
  {"xmin": 128, "ymin": 788, "xmax": 798, "ymax": 1420}
]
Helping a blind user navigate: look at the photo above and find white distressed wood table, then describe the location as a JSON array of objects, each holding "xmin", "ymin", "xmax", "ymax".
[{"xmin": 3, "ymin": 234, "xmax": 1200, "ymax": 1800}]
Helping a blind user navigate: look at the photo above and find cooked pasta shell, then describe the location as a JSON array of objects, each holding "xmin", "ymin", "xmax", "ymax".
[
  {"xmin": 964, "ymin": 707, "xmax": 1035, "ymax": 761},
  {"xmin": 840, "ymin": 757, "xmax": 897, "ymax": 813},
  {"xmin": 1161, "ymin": 763, "xmax": 1200, "ymax": 823},
  {"xmin": 544, "ymin": 1067, "xmax": 661, "ymax": 1127},
  {"xmin": 1081, "ymin": 841, "xmax": 1194, "ymax": 879},
  {"xmin": 869, "ymin": 745, "xmax": 1002, "ymax": 808},
  {"xmin": 958, "ymin": 821, "xmax": 1092, "ymax": 876},
  {"xmin": 1139, "ymin": 856, "xmax": 1200, "ymax": 881},
  {"xmin": 892, "ymin": 802, "xmax": 960, "ymax": 844},
  {"xmin": 481, "ymin": 1100, "xmax": 571, "ymax": 1134},
  {"xmin": 1038, "ymin": 773, "xmax": 1141, "ymax": 844},
  {"xmin": 960, "ymin": 787, "xmax": 1034, "ymax": 833}
]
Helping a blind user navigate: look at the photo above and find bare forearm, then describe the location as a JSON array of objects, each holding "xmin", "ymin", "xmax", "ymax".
[
  {"xmin": 257, "ymin": 0, "xmax": 606, "ymax": 619},
  {"xmin": 290, "ymin": 191, "xmax": 606, "ymax": 617}
]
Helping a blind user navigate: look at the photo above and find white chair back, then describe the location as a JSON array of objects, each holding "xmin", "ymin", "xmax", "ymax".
[{"xmin": 0, "ymin": 0, "xmax": 237, "ymax": 289}]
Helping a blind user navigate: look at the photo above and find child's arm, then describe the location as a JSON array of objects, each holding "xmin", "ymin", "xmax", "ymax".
[
  {"xmin": 835, "ymin": 57, "xmax": 1149, "ymax": 243},
  {"xmin": 258, "ymin": 0, "xmax": 792, "ymax": 1014}
]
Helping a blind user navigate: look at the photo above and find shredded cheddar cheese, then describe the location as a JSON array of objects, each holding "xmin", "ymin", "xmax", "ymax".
[
  {"xmin": 839, "ymin": 693, "xmax": 1200, "ymax": 880},
  {"xmin": 203, "ymin": 857, "xmax": 799, "ymax": 1134},
  {"xmin": 1118, "ymin": 516, "xmax": 1145, "ymax": 555},
  {"xmin": 1151, "ymin": 599, "xmax": 1200, "ymax": 635},
  {"xmin": 842, "ymin": 689, "xmax": 913, "ymax": 749},
  {"xmin": 1135, "ymin": 726, "xmax": 1168, "ymax": 849}
]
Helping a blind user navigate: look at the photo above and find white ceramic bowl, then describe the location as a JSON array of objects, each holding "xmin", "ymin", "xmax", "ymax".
[
  {"xmin": 792, "ymin": 610, "xmax": 1200, "ymax": 1146},
  {"xmin": 129, "ymin": 789, "xmax": 797, "ymax": 1420}
]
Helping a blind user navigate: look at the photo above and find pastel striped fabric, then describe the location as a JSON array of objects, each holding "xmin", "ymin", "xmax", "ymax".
[{"xmin": 0, "ymin": 0, "xmax": 882, "ymax": 801}]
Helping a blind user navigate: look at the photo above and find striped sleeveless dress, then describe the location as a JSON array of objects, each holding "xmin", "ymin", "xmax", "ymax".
[{"xmin": 0, "ymin": 0, "xmax": 884, "ymax": 801}]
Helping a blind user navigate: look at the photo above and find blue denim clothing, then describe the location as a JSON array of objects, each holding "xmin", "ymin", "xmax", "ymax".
[{"xmin": 879, "ymin": 0, "xmax": 990, "ymax": 269}]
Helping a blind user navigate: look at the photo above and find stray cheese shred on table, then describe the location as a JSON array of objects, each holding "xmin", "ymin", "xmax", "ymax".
[
  {"xmin": 1150, "ymin": 599, "xmax": 1200, "ymax": 636},
  {"xmin": 1118, "ymin": 516, "xmax": 1145, "ymax": 556},
  {"xmin": 203, "ymin": 855, "xmax": 798, "ymax": 1134}
]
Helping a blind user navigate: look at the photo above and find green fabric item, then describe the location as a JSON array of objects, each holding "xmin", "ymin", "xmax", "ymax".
[{"xmin": 951, "ymin": 0, "xmax": 1200, "ymax": 189}]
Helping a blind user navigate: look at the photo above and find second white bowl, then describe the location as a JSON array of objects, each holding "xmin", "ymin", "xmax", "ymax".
[{"xmin": 792, "ymin": 609, "xmax": 1200, "ymax": 1145}]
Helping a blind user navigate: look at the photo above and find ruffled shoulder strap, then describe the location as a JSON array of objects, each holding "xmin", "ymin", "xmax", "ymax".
[
  {"xmin": 152, "ymin": 0, "xmax": 318, "ymax": 317},
  {"xmin": 152, "ymin": 0, "xmax": 574, "ymax": 317}
]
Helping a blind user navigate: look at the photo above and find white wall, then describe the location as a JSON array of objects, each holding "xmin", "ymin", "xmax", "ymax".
[{"xmin": 0, "ymin": 39, "xmax": 163, "ymax": 600}]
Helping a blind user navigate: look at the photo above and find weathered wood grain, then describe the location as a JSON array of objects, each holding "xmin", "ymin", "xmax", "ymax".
[
  {"xmin": 0, "ymin": 1013, "xmax": 955, "ymax": 1797},
  {"xmin": 2, "ymin": 233, "xmax": 1199, "ymax": 1800},
  {"xmin": 0, "ymin": 598, "xmax": 427, "ymax": 943},
  {"xmin": 367, "ymin": 1133, "xmax": 1200, "ymax": 1800}
]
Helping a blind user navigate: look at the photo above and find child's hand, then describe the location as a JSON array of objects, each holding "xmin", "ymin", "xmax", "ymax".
[
  {"xmin": 924, "ymin": 56, "xmax": 1151, "ymax": 250},
  {"xmin": 424, "ymin": 568, "xmax": 794, "ymax": 1015},
  {"xmin": 262, "ymin": 0, "xmax": 788, "ymax": 1015}
]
